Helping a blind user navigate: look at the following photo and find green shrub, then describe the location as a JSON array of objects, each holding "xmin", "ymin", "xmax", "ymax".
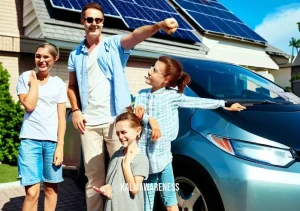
[
  {"xmin": 0, "ymin": 62, "xmax": 24, "ymax": 164},
  {"xmin": 290, "ymin": 73, "xmax": 300, "ymax": 82},
  {"xmin": 285, "ymin": 87, "xmax": 292, "ymax": 92}
]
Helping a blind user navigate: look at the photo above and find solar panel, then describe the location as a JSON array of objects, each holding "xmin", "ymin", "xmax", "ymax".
[
  {"xmin": 134, "ymin": 0, "xmax": 177, "ymax": 13},
  {"xmin": 49, "ymin": 0, "xmax": 201, "ymax": 43},
  {"xmin": 110, "ymin": 0, "xmax": 200, "ymax": 42},
  {"xmin": 50, "ymin": 0, "xmax": 120, "ymax": 17},
  {"xmin": 173, "ymin": 0, "xmax": 266, "ymax": 43}
]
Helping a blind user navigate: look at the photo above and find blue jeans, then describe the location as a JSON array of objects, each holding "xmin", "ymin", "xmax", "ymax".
[
  {"xmin": 144, "ymin": 163, "xmax": 178, "ymax": 211},
  {"xmin": 18, "ymin": 139, "xmax": 63, "ymax": 186}
]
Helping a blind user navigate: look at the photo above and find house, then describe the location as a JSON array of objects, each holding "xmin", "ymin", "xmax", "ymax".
[
  {"xmin": 0, "ymin": 0, "xmax": 288, "ymax": 101},
  {"xmin": 1, "ymin": 0, "xmax": 209, "ymax": 101},
  {"xmin": 266, "ymin": 44, "xmax": 292, "ymax": 89},
  {"xmin": 292, "ymin": 53, "xmax": 300, "ymax": 74},
  {"xmin": 291, "ymin": 53, "xmax": 300, "ymax": 96}
]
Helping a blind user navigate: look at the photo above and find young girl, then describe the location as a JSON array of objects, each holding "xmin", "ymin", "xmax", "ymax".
[
  {"xmin": 134, "ymin": 56, "xmax": 246, "ymax": 211},
  {"xmin": 93, "ymin": 109, "xmax": 149, "ymax": 211},
  {"xmin": 17, "ymin": 43, "xmax": 66, "ymax": 211}
]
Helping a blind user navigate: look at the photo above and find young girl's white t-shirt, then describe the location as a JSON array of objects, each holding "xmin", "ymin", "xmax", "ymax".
[{"xmin": 17, "ymin": 71, "xmax": 67, "ymax": 142}]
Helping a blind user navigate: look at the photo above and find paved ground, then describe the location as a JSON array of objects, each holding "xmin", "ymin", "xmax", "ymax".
[{"xmin": 0, "ymin": 176, "xmax": 86, "ymax": 211}]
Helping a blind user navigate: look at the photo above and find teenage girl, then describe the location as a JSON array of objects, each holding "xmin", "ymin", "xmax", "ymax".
[{"xmin": 135, "ymin": 56, "xmax": 246, "ymax": 211}]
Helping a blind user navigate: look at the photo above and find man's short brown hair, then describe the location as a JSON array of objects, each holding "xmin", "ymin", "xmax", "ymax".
[{"xmin": 81, "ymin": 2, "xmax": 104, "ymax": 18}]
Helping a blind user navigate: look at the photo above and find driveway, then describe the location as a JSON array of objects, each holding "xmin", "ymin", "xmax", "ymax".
[{"xmin": 0, "ymin": 176, "xmax": 86, "ymax": 211}]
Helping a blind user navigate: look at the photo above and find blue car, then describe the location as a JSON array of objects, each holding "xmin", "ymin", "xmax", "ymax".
[{"xmin": 63, "ymin": 57, "xmax": 300, "ymax": 211}]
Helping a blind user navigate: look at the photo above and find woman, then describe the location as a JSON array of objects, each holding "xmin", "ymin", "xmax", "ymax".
[{"xmin": 17, "ymin": 43, "xmax": 67, "ymax": 211}]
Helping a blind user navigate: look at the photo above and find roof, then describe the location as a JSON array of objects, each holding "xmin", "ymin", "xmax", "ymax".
[
  {"xmin": 293, "ymin": 53, "xmax": 300, "ymax": 67},
  {"xmin": 25, "ymin": 0, "xmax": 287, "ymax": 66},
  {"xmin": 26, "ymin": 0, "xmax": 209, "ymax": 59},
  {"xmin": 265, "ymin": 44, "xmax": 291, "ymax": 58}
]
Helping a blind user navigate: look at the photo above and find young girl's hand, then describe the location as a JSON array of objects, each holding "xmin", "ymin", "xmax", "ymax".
[
  {"xmin": 149, "ymin": 117, "xmax": 161, "ymax": 142},
  {"xmin": 225, "ymin": 103, "xmax": 246, "ymax": 112},
  {"xmin": 123, "ymin": 148, "xmax": 138, "ymax": 166},
  {"xmin": 93, "ymin": 185, "xmax": 112, "ymax": 200},
  {"xmin": 134, "ymin": 106, "xmax": 145, "ymax": 120}
]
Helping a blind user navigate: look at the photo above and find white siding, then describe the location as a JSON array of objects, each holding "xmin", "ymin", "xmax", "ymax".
[
  {"xmin": 270, "ymin": 67, "xmax": 292, "ymax": 88},
  {"xmin": 0, "ymin": 0, "xmax": 23, "ymax": 36},
  {"xmin": 0, "ymin": 53, "xmax": 21, "ymax": 101},
  {"xmin": 125, "ymin": 66, "xmax": 150, "ymax": 96}
]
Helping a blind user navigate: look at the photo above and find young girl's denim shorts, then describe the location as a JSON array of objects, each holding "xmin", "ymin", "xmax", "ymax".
[
  {"xmin": 18, "ymin": 139, "xmax": 64, "ymax": 186},
  {"xmin": 144, "ymin": 163, "xmax": 177, "ymax": 210}
]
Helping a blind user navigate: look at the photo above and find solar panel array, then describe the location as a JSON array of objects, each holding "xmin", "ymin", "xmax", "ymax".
[
  {"xmin": 173, "ymin": 0, "xmax": 266, "ymax": 43},
  {"xmin": 50, "ymin": 0, "xmax": 200, "ymax": 42},
  {"xmin": 111, "ymin": 0, "xmax": 200, "ymax": 42},
  {"xmin": 50, "ymin": 0, "xmax": 119, "ymax": 16}
]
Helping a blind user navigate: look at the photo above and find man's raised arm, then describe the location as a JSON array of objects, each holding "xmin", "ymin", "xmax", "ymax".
[{"xmin": 121, "ymin": 18, "xmax": 178, "ymax": 50}]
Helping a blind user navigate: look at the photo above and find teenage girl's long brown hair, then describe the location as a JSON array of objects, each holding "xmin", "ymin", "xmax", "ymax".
[{"xmin": 158, "ymin": 56, "xmax": 191, "ymax": 93}]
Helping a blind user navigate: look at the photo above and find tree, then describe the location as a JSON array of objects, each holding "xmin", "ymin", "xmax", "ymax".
[
  {"xmin": 296, "ymin": 39, "xmax": 300, "ymax": 53},
  {"xmin": 289, "ymin": 23, "xmax": 300, "ymax": 60},
  {"xmin": 289, "ymin": 37, "xmax": 298, "ymax": 58},
  {"xmin": 0, "ymin": 62, "xmax": 24, "ymax": 164}
]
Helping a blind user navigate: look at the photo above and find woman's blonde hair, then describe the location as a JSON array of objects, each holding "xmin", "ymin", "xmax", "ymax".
[{"xmin": 36, "ymin": 43, "xmax": 59, "ymax": 59}]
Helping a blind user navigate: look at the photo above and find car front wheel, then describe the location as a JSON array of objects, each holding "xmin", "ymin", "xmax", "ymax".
[
  {"xmin": 173, "ymin": 162, "xmax": 224, "ymax": 211},
  {"xmin": 175, "ymin": 176, "xmax": 208, "ymax": 211}
]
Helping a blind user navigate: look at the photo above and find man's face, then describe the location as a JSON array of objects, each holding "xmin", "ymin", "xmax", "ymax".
[{"xmin": 81, "ymin": 8, "xmax": 104, "ymax": 39}]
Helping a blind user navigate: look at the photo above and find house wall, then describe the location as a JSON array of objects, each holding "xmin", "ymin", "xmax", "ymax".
[
  {"xmin": 269, "ymin": 67, "xmax": 291, "ymax": 88},
  {"xmin": 292, "ymin": 66, "xmax": 300, "ymax": 76},
  {"xmin": 0, "ymin": 0, "xmax": 24, "ymax": 101},
  {"xmin": 0, "ymin": 0, "xmax": 23, "ymax": 36},
  {"xmin": 0, "ymin": 52, "xmax": 21, "ymax": 101},
  {"xmin": 0, "ymin": 52, "xmax": 33, "ymax": 101},
  {"xmin": 49, "ymin": 57, "xmax": 151, "ymax": 97},
  {"xmin": 4, "ymin": 52, "xmax": 151, "ymax": 101},
  {"xmin": 202, "ymin": 35, "xmax": 279, "ymax": 70},
  {"xmin": 255, "ymin": 71, "xmax": 274, "ymax": 82}
]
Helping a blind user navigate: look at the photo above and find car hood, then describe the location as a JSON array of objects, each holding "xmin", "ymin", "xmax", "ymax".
[{"xmin": 230, "ymin": 104, "xmax": 300, "ymax": 151}]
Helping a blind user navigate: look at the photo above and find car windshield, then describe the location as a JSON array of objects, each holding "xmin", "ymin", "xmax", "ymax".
[{"xmin": 180, "ymin": 59, "xmax": 300, "ymax": 104}]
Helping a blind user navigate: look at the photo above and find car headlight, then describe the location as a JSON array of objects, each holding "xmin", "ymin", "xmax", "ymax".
[{"xmin": 207, "ymin": 134, "xmax": 294, "ymax": 167}]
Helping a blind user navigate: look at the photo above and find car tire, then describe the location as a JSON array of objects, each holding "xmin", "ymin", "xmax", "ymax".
[{"xmin": 173, "ymin": 162, "xmax": 225, "ymax": 211}]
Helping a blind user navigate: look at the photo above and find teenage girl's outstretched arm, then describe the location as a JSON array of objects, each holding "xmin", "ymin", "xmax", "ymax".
[{"xmin": 177, "ymin": 93, "xmax": 246, "ymax": 111}]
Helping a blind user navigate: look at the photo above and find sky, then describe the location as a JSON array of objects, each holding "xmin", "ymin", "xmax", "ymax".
[{"xmin": 218, "ymin": 0, "xmax": 300, "ymax": 55}]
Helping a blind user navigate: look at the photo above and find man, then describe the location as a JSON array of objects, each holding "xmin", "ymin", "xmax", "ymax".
[{"xmin": 67, "ymin": 2, "xmax": 178, "ymax": 211}]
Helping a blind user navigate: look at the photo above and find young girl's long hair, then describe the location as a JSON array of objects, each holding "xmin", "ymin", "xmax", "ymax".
[{"xmin": 158, "ymin": 56, "xmax": 191, "ymax": 93}]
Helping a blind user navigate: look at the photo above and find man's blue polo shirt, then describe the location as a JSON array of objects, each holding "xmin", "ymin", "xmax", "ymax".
[{"xmin": 68, "ymin": 35, "xmax": 132, "ymax": 115}]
